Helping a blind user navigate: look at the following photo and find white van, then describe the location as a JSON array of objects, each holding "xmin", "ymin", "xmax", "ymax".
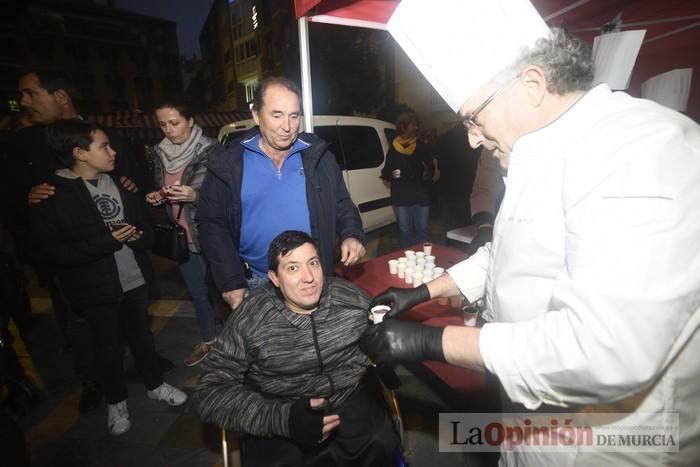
[{"xmin": 218, "ymin": 116, "xmax": 397, "ymax": 232}]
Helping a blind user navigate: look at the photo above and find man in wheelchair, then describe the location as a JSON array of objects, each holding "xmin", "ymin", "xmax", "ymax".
[{"xmin": 195, "ymin": 230, "xmax": 399, "ymax": 466}]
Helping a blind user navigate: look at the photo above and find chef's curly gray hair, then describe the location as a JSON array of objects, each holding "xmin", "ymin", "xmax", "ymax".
[{"xmin": 496, "ymin": 27, "xmax": 594, "ymax": 95}]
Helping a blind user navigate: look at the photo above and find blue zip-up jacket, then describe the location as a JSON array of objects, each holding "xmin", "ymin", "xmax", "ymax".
[{"xmin": 196, "ymin": 129, "xmax": 365, "ymax": 293}]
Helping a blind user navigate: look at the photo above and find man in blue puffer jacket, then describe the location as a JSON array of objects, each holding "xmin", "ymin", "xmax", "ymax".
[{"xmin": 197, "ymin": 77, "xmax": 365, "ymax": 312}]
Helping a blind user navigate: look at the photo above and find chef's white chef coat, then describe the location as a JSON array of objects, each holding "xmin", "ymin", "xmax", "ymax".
[{"xmin": 448, "ymin": 84, "xmax": 700, "ymax": 466}]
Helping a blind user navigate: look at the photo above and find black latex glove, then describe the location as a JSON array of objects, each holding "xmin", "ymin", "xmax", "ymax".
[
  {"xmin": 467, "ymin": 211, "xmax": 495, "ymax": 255},
  {"xmin": 288, "ymin": 398, "xmax": 323, "ymax": 449},
  {"xmin": 360, "ymin": 319, "xmax": 445, "ymax": 365},
  {"xmin": 370, "ymin": 284, "xmax": 431, "ymax": 319}
]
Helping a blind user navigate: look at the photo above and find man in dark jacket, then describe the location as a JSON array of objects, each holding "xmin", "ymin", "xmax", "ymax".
[
  {"xmin": 195, "ymin": 231, "xmax": 398, "ymax": 466},
  {"xmin": 0, "ymin": 70, "xmax": 147, "ymax": 414},
  {"xmin": 196, "ymin": 77, "xmax": 365, "ymax": 311}
]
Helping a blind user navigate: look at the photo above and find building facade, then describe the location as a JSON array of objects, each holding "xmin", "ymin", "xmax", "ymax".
[{"xmin": 0, "ymin": 0, "xmax": 183, "ymax": 116}]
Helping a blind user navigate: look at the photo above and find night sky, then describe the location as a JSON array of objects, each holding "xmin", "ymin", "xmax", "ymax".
[{"xmin": 99, "ymin": 0, "xmax": 213, "ymax": 57}]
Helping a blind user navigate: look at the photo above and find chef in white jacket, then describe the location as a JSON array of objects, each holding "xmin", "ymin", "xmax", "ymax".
[{"xmin": 360, "ymin": 1, "xmax": 700, "ymax": 465}]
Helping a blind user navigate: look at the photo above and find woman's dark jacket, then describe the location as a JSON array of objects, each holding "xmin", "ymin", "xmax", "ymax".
[
  {"xmin": 381, "ymin": 141, "xmax": 434, "ymax": 206},
  {"xmin": 29, "ymin": 173, "xmax": 154, "ymax": 311}
]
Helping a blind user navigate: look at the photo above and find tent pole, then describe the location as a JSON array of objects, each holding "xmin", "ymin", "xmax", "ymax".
[
  {"xmin": 298, "ymin": 16, "xmax": 314, "ymax": 133},
  {"xmin": 544, "ymin": 0, "xmax": 591, "ymax": 22}
]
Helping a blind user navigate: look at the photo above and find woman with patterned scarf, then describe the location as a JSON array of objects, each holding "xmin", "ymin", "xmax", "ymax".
[
  {"xmin": 381, "ymin": 112, "xmax": 435, "ymax": 247},
  {"xmin": 145, "ymin": 101, "xmax": 220, "ymax": 367}
]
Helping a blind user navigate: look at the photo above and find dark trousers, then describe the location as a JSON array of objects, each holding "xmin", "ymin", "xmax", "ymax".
[
  {"xmin": 243, "ymin": 375, "xmax": 400, "ymax": 467},
  {"xmin": 82, "ymin": 285, "xmax": 162, "ymax": 404}
]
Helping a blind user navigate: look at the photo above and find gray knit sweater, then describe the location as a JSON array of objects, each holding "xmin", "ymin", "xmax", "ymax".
[{"xmin": 194, "ymin": 278, "xmax": 371, "ymax": 438}]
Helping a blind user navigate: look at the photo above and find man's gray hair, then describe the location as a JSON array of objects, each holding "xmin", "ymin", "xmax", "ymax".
[{"xmin": 499, "ymin": 27, "xmax": 594, "ymax": 95}]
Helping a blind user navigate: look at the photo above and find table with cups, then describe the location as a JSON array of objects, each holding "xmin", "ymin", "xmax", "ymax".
[{"xmin": 336, "ymin": 243, "xmax": 494, "ymax": 409}]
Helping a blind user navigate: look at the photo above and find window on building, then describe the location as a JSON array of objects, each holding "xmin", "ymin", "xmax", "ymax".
[
  {"xmin": 244, "ymin": 81, "xmax": 257, "ymax": 103},
  {"xmin": 230, "ymin": 5, "xmax": 243, "ymax": 39}
]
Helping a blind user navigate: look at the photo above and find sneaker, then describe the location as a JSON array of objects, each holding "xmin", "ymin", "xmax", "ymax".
[
  {"xmin": 147, "ymin": 382, "xmax": 188, "ymax": 407},
  {"xmin": 78, "ymin": 381, "xmax": 102, "ymax": 414},
  {"xmin": 107, "ymin": 401, "xmax": 131, "ymax": 435},
  {"xmin": 184, "ymin": 342, "xmax": 210, "ymax": 367}
]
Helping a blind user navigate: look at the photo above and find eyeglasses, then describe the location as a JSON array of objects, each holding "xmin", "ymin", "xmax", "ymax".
[
  {"xmin": 462, "ymin": 87, "xmax": 505, "ymax": 131},
  {"xmin": 461, "ymin": 77, "xmax": 517, "ymax": 131}
]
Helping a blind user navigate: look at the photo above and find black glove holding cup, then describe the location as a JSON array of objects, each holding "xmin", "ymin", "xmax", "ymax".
[
  {"xmin": 371, "ymin": 284, "xmax": 431, "ymax": 319},
  {"xmin": 360, "ymin": 319, "xmax": 445, "ymax": 366}
]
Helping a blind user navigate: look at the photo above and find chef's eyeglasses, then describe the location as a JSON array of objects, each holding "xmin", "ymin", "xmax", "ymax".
[{"xmin": 462, "ymin": 77, "xmax": 518, "ymax": 131}]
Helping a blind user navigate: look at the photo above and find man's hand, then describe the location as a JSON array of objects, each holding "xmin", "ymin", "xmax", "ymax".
[
  {"xmin": 339, "ymin": 237, "xmax": 365, "ymax": 266},
  {"xmin": 360, "ymin": 319, "xmax": 445, "ymax": 365},
  {"xmin": 370, "ymin": 284, "xmax": 431, "ymax": 319},
  {"xmin": 119, "ymin": 176, "xmax": 138, "ymax": 192},
  {"xmin": 28, "ymin": 183, "xmax": 55, "ymax": 204},
  {"xmin": 289, "ymin": 397, "xmax": 340, "ymax": 448},
  {"xmin": 222, "ymin": 288, "xmax": 248, "ymax": 310},
  {"xmin": 111, "ymin": 224, "xmax": 138, "ymax": 243}
]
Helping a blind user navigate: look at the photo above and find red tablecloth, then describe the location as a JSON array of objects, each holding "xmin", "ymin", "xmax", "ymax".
[
  {"xmin": 337, "ymin": 244, "xmax": 490, "ymax": 399},
  {"xmin": 335, "ymin": 243, "xmax": 467, "ymax": 321}
]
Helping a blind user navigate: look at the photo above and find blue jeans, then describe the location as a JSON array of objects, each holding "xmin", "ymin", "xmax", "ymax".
[
  {"xmin": 395, "ymin": 205, "xmax": 430, "ymax": 248},
  {"xmin": 179, "ymin": 251, "xmax": 216, "ymax": 342}
]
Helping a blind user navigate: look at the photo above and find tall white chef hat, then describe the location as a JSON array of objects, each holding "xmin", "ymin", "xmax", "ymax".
[{"xmin": 387, "ymin": 0, "xmax": 550, "ymax": 112}]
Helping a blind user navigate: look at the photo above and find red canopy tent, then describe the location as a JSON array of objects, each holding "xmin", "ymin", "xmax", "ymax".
[{"xmin": 293, "ymin": 0, "xmax": 700, "ymax": 121}]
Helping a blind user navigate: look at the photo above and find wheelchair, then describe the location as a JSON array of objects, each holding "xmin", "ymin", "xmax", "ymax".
[{"xmin": 221, "ymin": 368, "xmax": 407, "ymax": 467}]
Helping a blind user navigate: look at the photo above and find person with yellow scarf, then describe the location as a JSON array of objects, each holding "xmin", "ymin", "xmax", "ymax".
[{"xmin": 381, "ymin": 112, "xmax": 435, "ymax": 247}]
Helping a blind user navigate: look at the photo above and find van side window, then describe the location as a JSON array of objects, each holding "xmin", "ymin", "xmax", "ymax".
[
  {"xmin": 314, "ymin": 126, "xmax": 384, "ymax": 170},
  {"xmin": 314, "ymin": 126, "xmax": 345, "ymax": 169}
]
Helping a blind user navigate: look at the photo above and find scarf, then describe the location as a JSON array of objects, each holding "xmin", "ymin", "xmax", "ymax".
[
  {"xmin": 157, "ymin": 124, "xmax": 207, "ymax": 174},
  {"xmin": 393, "ymin": 135, "xmax": 417, "ymax": 156}
]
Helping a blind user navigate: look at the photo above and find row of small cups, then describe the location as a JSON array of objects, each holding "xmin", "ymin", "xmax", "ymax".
[{"xmin": 389, "ymin": 259, "xmax": 444, "ymax": 285}]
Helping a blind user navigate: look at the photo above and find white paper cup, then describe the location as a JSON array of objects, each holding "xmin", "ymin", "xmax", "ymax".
[
  {"xmin": 397, "ymin": 257, "xmax": 408, "ymax": 265},
  {"xmin": 422, "ymin": 272, "xmax": 433, "ymax": 282},
  {"xmin": 371, "ymin": 305, "xmax": 391, "ymax": 324},
  {"xmin": 433, "ymin": 267, "xmax": 445, "ymax": 276},
  {"xmin": 425, "ymin": 255, "xmax": 436, "ymax": 263},
  {"xmin": 406, "ymin": 260, "xmax": 416, "ymax": 269},
  {"xmin": 416, "ymin": 258, "xmax": 426, "ymax": 268},
  {"xmin": 415, "ymin": 251, "xmax": 425, "ymax": 260},
  {"xmin": 405, "ymin": 268, "xmax": 414, "ymax": 284},
  {"xmin": 405, "ymin": 250, "xmax": 416, "ymax": 258},
  {"xmin": 423, "ymin": 242, "xmax": 433, "ymax": 255},
  {"xmin": 397, "ymin": 263, "xmax": 406, "ymax": 278},
  {"xmin": 388, "ymin": 259, "xmax": 398, "ymax": 274},
  {"xmin": 413, "ymin": 272, "xmax": 423, "ymax": 286}
]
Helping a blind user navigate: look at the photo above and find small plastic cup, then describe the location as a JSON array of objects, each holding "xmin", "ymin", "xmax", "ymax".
[
  {"xmin": 416, "ymin": 258, "xmax": 426, "ymax": 268},
  {"xmin": 371, "ymin": 304, "xmax": 391, "ymax": 324},
  {"xmin": 405, "ymin": 250, "xmax": 416, "ymax": 259},
  {"xmin": 404, "ymin": 268, "xmax": 414, "ymax": 284},
  {"xmin": 423, "ymin": 242, "xmax": 433, "ymax": 255},
  {"xmin": 406, "ymin": 260, "xmax": 416, "ymax": 270},
  {"xmin": 413, "ymin": 272, "xmax": 423, "ymax": 286},
  {"xmin": 388, "ymin": 259, "xmax": 398, "ymax": 274},
  {"xmin": 433, "ymin": 267, "xmax": 445, "ymax": 276},
  {"xmin": 425, "ymin": 255, "xmax": 436, "ymax": 263},
  {"xmin": 415, "ymin": 251, "xmax": 425, "ymax": 260},
  {"xmin": 463, "ymin": 303, "xmax": 479, "ymax": 327},
  {"xmin": 422, "ymin": 272, "xmax": 433, "ymax": 282},
  {"xmin": 397, "ymin": 263, "xmax": 406, "ymax": 278}
]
